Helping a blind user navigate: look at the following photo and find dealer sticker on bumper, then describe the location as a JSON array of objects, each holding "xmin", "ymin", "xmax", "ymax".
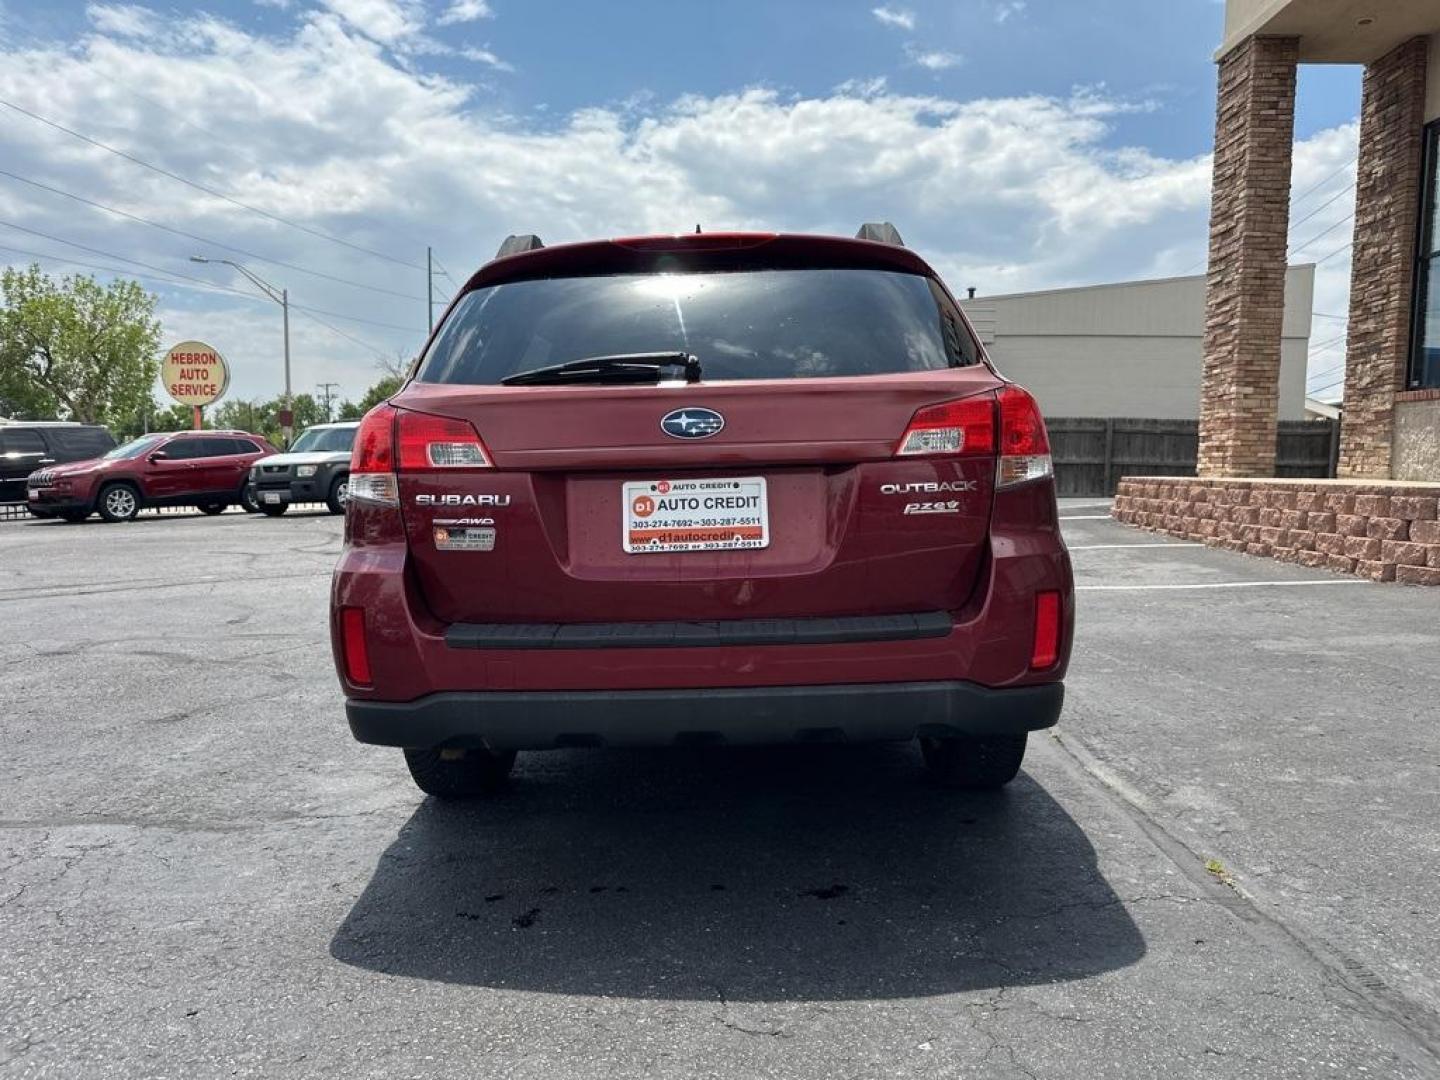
[{"xmin": 623, "ymin": 477, "xmax": 769, "ymax": 554}]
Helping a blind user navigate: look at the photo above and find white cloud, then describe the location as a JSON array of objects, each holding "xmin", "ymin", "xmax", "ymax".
[
  {"xmin": 460, "ymin": 45, "xmax": 513, "ymax": 71},
  {"xmin": 85, "ymin": 3, "xmax": 164, "ymax": 37},
  {"xmin": 871, "ymin": 5, "xmax": 915, "ymax": 30},
  {"xmin": 994, "ymin": 1, "xmax": 1026, "ymax": 24},
  {"xmin": 316, "ymin": 0, "xmax": 425, "ymax": 45},
  {"xmin": 905, "ymin": 44, "xmax": 962, "ymax": 70},
  {"xmin": 437, "ymin": 0, "xmax": 493, "ymax": 25},
  {"xmin": 0, "ymin": 6, "xmax": 1358, "ymax": 404}
]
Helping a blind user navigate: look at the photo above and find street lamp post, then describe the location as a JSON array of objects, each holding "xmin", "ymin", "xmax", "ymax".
[{"xmin": 190, "ymin": 256, "xmax": 293, "ymax": 445}]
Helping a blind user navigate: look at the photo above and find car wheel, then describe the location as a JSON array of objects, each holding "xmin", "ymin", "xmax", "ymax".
[
  {"xmin": 920, "ymin": 734, "xmax": 1027, "ymax": 790},
  {"xmin": 96, "ymin": 482, "xmax": 141, "ymax": 523},
  {"xmin": 259, "ymin": 502, "xmax": 289, "ymax": 517},
  {"xmin": 325, "ymin": 474, "xmax": 349, "ymax": 515},
  {"xmin": 59, "ymin": 509, "xmax": 90, "ymax": 523},
  {"xmin": 239, "ymin": 486, "xmax": 260, "ymax": 513},
  {"xmin": 198, "ymin": 502, "xmax": 227, "ymax": 515},
  {"xmin": 403, "ymin": 747, "xmax": 516, "ymax": 799}
]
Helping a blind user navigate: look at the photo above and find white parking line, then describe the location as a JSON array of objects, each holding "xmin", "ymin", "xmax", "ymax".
[
  {"xmin": 1059, "ymin": 514, "xmax": 1114, "ymax": 521},
  {"xmin": 1077, "ymin": 580, "xmax": 1368, "ymax": 592},
  {"xmin": 1068, "ymin": 543, "xmax": 1204, "ymax": 550}
]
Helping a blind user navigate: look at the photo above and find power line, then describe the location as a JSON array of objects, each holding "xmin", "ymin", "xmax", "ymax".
[
  {"xmin": 1312, "ymin": 240, "xmax": 1354, "ymax": 266},
  {"xmin": 292, "ymin": 309, "xmax": 394, "ymax": 361},
  {"xmin": 0, "ymin": 168, "xmax": 426, "ymax": 301},
  {"xmin": 1289, "ymin": 211, "xmax": 1354, "ymax": 258},
  {"xmin": 0, "ymin": 96, "xmax": 425, "ymax": 271},
  {"xmin": 0, "ymin": 241, "xmax": 239, "ymax": 299},
  {"xmin": 0, "ymin": 218, "xmax": 418, "ymax": 334},
  {"xmin": 1312, "ymin": 311, "xmax": 1347, "ymax": 320},
  {"xmin": 1287, "ymin": 181, "xmax": 1355, "ymax": 235},
  {"xmin": 1290, "ymin": 155, "xmax": 1357, "ymax": 208},
  {"xmin": 0, "ymin": 241, "xmax": 398, "ymax": 360}
]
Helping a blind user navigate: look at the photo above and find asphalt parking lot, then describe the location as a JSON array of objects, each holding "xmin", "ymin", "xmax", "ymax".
[{"xmin": 2, "ymin": 499, "xmax": 1438, "ymax": 1079}]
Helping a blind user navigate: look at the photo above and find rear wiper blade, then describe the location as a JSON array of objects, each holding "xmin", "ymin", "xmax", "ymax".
[{"xmin": 501, "ymin": 351, "xmax": 701, "ymax": 386}]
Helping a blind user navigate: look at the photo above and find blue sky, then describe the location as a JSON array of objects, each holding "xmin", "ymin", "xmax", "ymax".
[{"xmin": 0, "ymin": 0, "xmax": 1363, "ymax": 405}]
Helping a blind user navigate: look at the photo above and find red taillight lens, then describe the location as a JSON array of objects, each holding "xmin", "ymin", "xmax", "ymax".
[
  {"xmin": 351, "ymin": 403, "xmax": 397, "ymax": 472},
  {"xmin": 1031, "ymin": 591, "xmax": 1061, "ymax": 669},
  {"xmin": 396, "ymin": 410, "xmax": 492, "ymax": 470},
  {"xmin": 896, "ymin": 396, "xmax": 995, "ymax": 457},
  {"xmin": 349, "ymin": 402, "xmax": 399, "ymax": 506},
  {"xmin": 340, "ymin": 606, "xmax": 372, "ymax": 685},
  {"xmin": 996, "ymin": 385, "xmax": 1053, "ymax": 488}
]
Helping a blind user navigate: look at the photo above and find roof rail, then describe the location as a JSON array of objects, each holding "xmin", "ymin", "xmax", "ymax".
[
  {"xmin": 855, "ymin": 222, "xmax": 905, "ymax": 247},
  {"xmin": 495, "ymin": 234, "xmax": 545, "ymax": 259}
]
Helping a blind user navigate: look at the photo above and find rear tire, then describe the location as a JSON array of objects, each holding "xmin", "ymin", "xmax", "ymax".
[
  {"xmin": 198, "ymin": 502, "xmax": 226, "ymax": 515},
  {"xmin": 96, "ymin": 482, "xmax": 140, "ymax": 523},
  {"xmin": 403, "ymin": 747, "xmax": 516, "ymax": 799},
  {"xmin": 239, "ymin": 486, "xmax": 260, "ymax": 513},
  {"xmin": 325, "ymin": 474, "xmax": 349, "ymax": 515},
  {"xmin": 921, "ymin": 734, "xmax": 1027, "ymax": 790},
  {"xmin": 259, "ymin": 502, "xmax": 288, "ymax": 517}
]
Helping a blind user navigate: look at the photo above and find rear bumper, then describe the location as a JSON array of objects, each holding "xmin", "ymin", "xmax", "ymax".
[{"xmin": 346, "ymin": 680, "xmax": 1063, "ymax": 750}]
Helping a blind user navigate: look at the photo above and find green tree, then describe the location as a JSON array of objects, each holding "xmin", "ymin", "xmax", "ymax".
[
  {"xmin": 0, "ymin": 265, "xmax": 161, "ymax": 427},
  {"xmin": 337, "ymin": 375, "xmax": 402, "ymax": 420}
]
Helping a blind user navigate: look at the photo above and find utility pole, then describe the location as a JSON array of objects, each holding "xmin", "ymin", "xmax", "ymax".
[
  {"xmin": 190, "ymin": 255, "xmax": 293, "ymax": 445},
  {"xmin": 316, "ymin": 382, "xmax": 340, "ymax": 421},
  {"xmin": 427, "ymin": 246, "xmax": 434, "ymax": 332}
]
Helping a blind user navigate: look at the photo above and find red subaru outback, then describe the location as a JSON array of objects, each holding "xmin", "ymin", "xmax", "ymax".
[{"xmin": 331, "ymin": 226, "xmax": 1073, "ymax": 797}]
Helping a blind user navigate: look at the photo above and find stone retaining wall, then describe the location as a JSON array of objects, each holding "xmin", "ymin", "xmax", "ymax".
[{"xmin": 1112, "ymin": 477, "xmax": 1440, "ymax": 585}]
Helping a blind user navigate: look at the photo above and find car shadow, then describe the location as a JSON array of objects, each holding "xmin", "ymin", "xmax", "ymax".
[{"xmin": 330, "ymin": 743, "xmax": 1145, "ymax": 1001}]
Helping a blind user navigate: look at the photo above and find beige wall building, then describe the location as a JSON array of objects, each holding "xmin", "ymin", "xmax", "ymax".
[
  {"xmin": 1199, "ymin": 0, "xmax": 1440, "ymax": 481},
  {"xmin": 962, "ymin": 267, "xmax": 1314, "ymax": 421}
]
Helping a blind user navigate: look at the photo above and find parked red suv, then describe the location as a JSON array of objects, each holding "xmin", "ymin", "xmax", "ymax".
[
  {"xmin": 331, "ymin": 226, "xmax": 1073, "ymax": 797},
  {"xmin": 26, "ymin": 430, "xmax": 277, "ymax": 522}
]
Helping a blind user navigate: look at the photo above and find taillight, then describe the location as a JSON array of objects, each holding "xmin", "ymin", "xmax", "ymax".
[
  {"xmin": 896, "ymin": 397, "xmax": 995, "ymax": 457},
  {"xmin": 1031, "ymin": 591, "xmax": 1061, "ymax": 669},
  {"xmin": 996, "ymin": 385, "xmax": 1053, "ymax": 488},
  {"xmin": 349, "ymin": 402, "xmax": 399, "ymax": 506},
  {"xmin": 347, "ymin": 403, "xmax": 493, "ymax": 507},
  {"xmin": 396, "ymin": 411, "xmax": 492, "ymax": 470},
  {"xmin": 340, "ymin": 606, "xmax": 372, "ymax": 685}
]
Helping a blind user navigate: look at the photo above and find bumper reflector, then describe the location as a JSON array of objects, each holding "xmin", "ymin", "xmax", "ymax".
[
  {"xmin": 1031, "ymin": 591, "xmax": 1061, "ymax": 669},
  {"xmin": 341, "ymin": 606, "xmax": 373, "ymax": 685}
]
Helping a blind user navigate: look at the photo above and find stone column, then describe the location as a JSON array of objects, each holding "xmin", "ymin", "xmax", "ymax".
[
  {"xmin": 1338, "ymin": 37, "xmax": 1430, "ymax": 479},
  {"xmin": 1197, "ymin": 36, "xmax": 1300, "ymax": 478}
]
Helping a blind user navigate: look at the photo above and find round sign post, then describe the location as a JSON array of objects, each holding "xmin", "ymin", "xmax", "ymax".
[{"xmin": 161, "ymin": 341, "xmax": 229, "ymax": 428}]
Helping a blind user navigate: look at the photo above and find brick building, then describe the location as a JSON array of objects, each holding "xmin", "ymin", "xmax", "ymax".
[{"xmin": 1114, "ymin": 1, "xmax": 1440, "ymax": 583}]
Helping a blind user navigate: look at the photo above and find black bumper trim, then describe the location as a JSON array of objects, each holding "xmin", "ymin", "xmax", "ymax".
[
  {"xmin": 445, "ymin": 611, "xmax": 954, "ymax": 650},
  {"xmin": 346, "ymin": 680, "xmax": 1063, "ymax": 750}
]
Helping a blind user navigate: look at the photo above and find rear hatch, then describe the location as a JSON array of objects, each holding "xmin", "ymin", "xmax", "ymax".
[{"xmin": 391, "ymin": 238, "xmax": 1005, "ymax": 625}]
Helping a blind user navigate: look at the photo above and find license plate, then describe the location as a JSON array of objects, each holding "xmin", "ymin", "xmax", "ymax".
[
  {"xmin": 623, "ymin": 477, "xmax": 769, "ymax": 554},
  {"xmin": 262, "ymin": 491, "xmax": 282, "ymax": 504}
]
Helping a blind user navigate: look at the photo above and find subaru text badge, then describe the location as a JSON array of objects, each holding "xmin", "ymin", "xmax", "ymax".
[{"xmin": 660, "ymin": 407, "xmax": 725, "ymax": 440}]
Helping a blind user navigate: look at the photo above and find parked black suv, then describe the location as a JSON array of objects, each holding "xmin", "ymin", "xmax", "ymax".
[{"xmin": 1, "ymin": 423, "xmax": 116, "ymax": 509}]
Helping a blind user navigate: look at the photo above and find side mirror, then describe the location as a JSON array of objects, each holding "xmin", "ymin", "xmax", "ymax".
[{"xmin": 149, "ymin": 450, "xmax": 169, "ymax": 461}]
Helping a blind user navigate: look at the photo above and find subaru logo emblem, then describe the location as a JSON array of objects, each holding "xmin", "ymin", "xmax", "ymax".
[{"xmin": 660, "ymin": 407, "xmax": 725, "ymax": 440}]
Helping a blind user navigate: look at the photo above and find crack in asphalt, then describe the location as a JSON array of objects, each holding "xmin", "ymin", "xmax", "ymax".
[
  {"xmin": 0, "ymin": 569, "xmax": 330, "ymax": 603},
  {"xmin": 1045, "ymin": 731, "xmax": 1440, "ymax": 1073}
]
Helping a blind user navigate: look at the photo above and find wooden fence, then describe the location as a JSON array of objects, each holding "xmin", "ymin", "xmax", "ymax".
[{"xmin": 1047, "ymin": 417, "xmax": 1339, "ymax": 497}]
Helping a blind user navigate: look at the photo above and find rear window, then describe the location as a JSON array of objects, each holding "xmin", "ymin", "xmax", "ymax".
[
  {"xmin": 417, "ymin": 268, "xmax": 977, "ymax": 385},
  {"xmin": 47, "ymin": 427, "xmax": 116, "ymax": 456},
  {"xmin": 290, "ymin": 426, "xmax": 356, "ymax": 453}
]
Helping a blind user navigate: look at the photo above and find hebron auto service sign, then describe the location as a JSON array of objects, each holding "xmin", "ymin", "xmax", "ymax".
[{"xmin": 162, "ymin": 340, "xmax": 229, "ymax": 407}]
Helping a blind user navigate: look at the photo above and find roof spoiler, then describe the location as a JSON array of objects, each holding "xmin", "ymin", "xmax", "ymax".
[
  {"xmin": 855, "ymin": 222, "xmax": 905, "ymax": 247},
  {"xmin": 495, "ymin": 234, "xmax": 545, "ymax": 259}
]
